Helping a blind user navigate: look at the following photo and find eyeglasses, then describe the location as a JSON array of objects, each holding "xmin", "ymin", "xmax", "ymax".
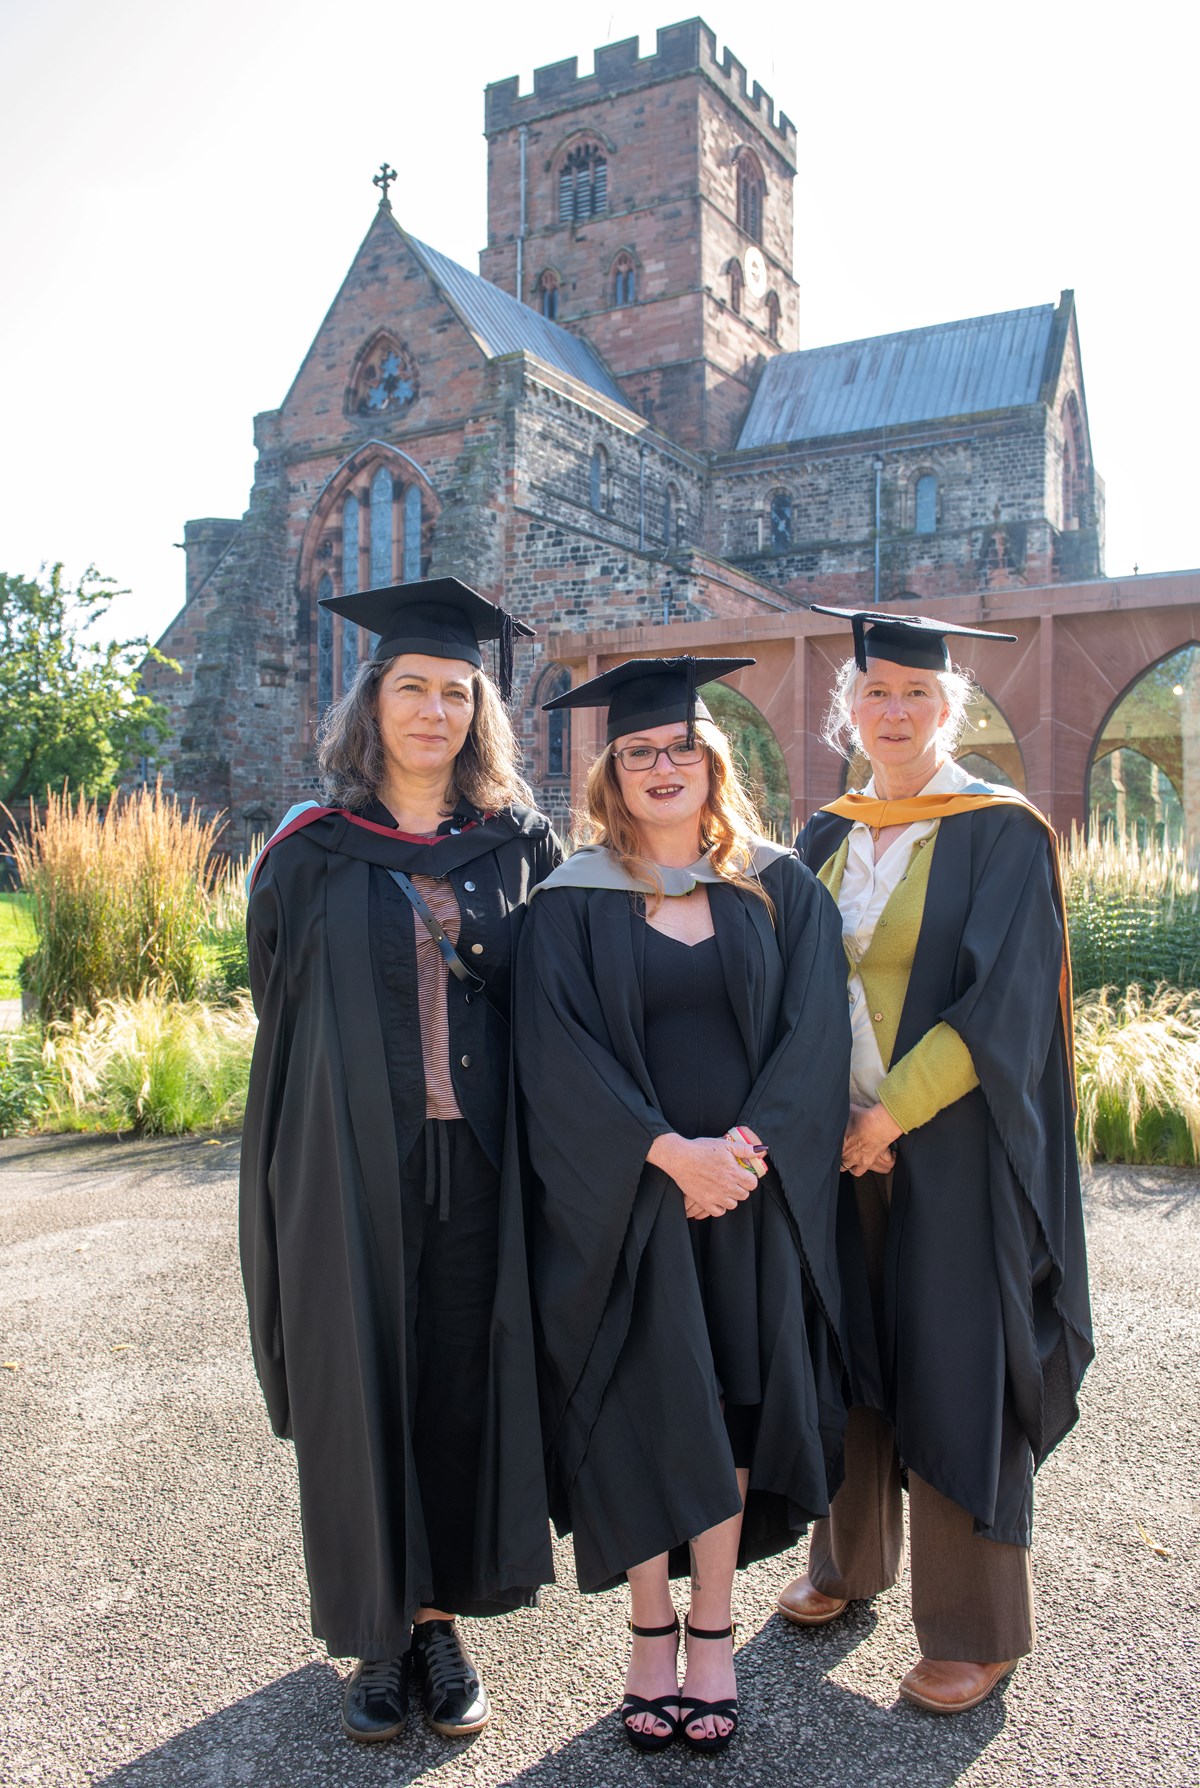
[{"xmin": 612, "ymin": 741, "xmax": 708, "ymax": 771}]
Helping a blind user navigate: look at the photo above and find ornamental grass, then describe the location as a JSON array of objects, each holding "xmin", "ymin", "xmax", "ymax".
[
  {"xmin": 0, "ymin": 992, "xmax": 257, "ymax": 1137},
  {"xmin": 1062, "ymin": 824, "xmax": 1200, "ymax": 995},
  {"xmin": 6, "ymin": 782, "xmax": 247, "ymax": 1020},
  {"xmin": 1073, "ymin": 983, "xmax": 1200, "ymax": 1167}
]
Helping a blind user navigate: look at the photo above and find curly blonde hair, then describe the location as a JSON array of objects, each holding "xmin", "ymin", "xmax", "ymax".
[
  {"xmin": 318, "ymin": 656, "xmax": 532, "ymax": 813},
  {"xmin": 581, "ymin": 718, "xmax": 774, "ymax": 914}
]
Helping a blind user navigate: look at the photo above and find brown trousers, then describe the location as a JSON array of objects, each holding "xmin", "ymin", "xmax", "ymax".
[{"xmin": 808, "ymin": 1170, "xmax": 1035, "ymax": 1661}]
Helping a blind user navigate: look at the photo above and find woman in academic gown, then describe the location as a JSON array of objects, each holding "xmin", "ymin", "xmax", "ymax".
[
  {"xmin": 515, "ymin": 657, "xmax": 851, "ymax": 1755},
  {"xmin": 239, "ymin": 578, "xmax": 557, "ymax": 1746},
  {"xmin": 775, "ymin": 607, "xmax": 1094, "ymax": 1715}
]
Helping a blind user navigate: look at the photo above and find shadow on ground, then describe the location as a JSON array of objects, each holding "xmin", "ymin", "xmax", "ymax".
[{"xmin": 92, "ymin": 1616, "xmax": 1007, "ymax": 1788}]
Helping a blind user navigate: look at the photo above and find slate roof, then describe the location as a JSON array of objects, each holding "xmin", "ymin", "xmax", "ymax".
[
  {"xmin": 737, "ymin": 303, "xmax": 1057, "ymax": 450},
  {"xmin": 403, "ymin": 230, "xmax": 629, "ymax": 408}
]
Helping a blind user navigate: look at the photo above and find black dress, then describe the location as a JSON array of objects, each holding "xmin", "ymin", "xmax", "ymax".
[
  {"xmin": 641, "ymin": 923, "xmax": 762, "ymax": 1466},
  {"xmin": 516, "ymin": 864, "xmax": 851, "ymax": 1593}
]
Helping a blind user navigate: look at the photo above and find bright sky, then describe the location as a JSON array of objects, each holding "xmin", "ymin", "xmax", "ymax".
[{"xmin": 1, "ymin": 0, "xmax": 1194, "ymax": 647}]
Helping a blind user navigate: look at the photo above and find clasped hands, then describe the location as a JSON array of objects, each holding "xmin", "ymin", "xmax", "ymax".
[
  {"xmin": 647, "ymin": 1128, "xmax": 766, "ymax": 1221},
  {"xmin": 840, "ymin": 1101, "xmax": 902, "ymax": 1176}
]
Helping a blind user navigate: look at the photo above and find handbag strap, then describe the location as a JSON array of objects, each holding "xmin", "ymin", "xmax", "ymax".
[{"xmin": 387, "ymin": 868, "xmax": 486, "ymax": 993}]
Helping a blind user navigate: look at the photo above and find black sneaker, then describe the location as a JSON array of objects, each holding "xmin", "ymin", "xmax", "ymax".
[
  {"xmin": 341, "ymin": 1653, "xmax": 409, "ymax": 1743},
  {"xmin": 409, "ymin": 1618, "xmax": 490, "ymax": 1737}
]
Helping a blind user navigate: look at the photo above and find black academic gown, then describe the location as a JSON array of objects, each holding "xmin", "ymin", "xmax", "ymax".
[
  {"xmin": 239, "ymin": 801, "xmax": 558, "ymax": 1659},
  {"xmin": 799, "ymin": 801, "xmax": 1094, "ymax": 1546},
  {"xmin": 515, "ymin": 853, "xmax": 851, "ymax": 1592}
]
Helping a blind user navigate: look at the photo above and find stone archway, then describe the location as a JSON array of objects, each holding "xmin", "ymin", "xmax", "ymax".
[
  {"xmin": 1087, "ymin": 642, "xmax": 1200, "ymax": 846},
  {"xmin": 704, "ymin": 682, "xmax": 791, "ymax": 834}
]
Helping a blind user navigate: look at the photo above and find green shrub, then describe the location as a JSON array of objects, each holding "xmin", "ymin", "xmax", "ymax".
[
  {"xmin": 8, "ymin": 782, "xmax": 224, "ymax": 1021},
  {"xmin": 1062, "ymin": 826, "xmax": 1200, "ymax": 995},
  {"xmin": 1074, "ymin": 983, "xmax": 1200, "ymax": 1166},
  {"xmin": 0, "ymin": 1026, "xmax": 50, "ymax": 1137}
]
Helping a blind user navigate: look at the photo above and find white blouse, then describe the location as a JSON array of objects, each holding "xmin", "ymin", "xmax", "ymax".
[{"xmin": 839, "ymin": 757, "xmax": 977, "ymax": 1108}]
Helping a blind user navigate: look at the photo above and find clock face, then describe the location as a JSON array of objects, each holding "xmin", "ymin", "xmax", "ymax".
[{"xmin": 744, "ymin": 246, "xmax": 767, "ymax": 299}]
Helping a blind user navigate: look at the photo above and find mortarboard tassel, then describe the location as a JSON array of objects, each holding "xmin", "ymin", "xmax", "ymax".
[
  {"xmin": 685, "ymin": 656, "xmax": 698, "ymax": 750},
  {"xmin": 497, "ymin": 612, "xmax": 517, "ymax": 702},
  {"xmin": 851, "ymin": 615, "xmax": 868, "ymax": 673}
]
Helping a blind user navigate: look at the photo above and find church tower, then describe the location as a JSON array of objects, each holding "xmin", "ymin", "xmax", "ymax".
[{"xmin": 481, "ymin": 18, "xmax": 798, "ymax": 451}]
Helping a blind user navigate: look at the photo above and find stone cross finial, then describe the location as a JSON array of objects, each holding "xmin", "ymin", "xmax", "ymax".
[{"xmin": 373, "ymin": 163, "xmax": 397, "ymax": 207}]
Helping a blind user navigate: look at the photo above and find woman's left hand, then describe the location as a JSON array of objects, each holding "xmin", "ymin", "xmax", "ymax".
[{"xmin": 841, "ymin": 1102, "xmax": 903, "ymax": 1176}]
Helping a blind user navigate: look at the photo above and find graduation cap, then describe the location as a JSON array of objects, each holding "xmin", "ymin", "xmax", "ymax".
[
  {"xmin": 542, "ymin": 655, "xmax": 755, "ymax": 745},
  {"xmin": 810, "ymin": 605, "xmax": 1017, "ymax": 673},
  {"xmin": 319, "ymin": 577, "xmax": 534, "ymax": 699}
]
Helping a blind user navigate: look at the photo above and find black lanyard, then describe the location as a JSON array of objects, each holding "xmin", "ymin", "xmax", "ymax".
[{"xmin": 387, "ymin": 868, "xmax": 486, "ymax": 994}]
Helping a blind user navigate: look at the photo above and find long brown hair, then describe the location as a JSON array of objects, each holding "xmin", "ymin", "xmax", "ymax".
[
  {"xmin": 581, "ymin": 718, "xmax": 774, "ymax": 914},
  {"xmin": 318, "ymin": 656, "xmax": 532, "ymax": 813}
]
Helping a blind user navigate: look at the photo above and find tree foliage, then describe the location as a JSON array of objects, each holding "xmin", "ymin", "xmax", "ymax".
[{"xmin": 0, "ymin": 565, "xmax": 176, "ymax": 804}]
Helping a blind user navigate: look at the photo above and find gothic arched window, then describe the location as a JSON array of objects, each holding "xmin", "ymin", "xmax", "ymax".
[
  {"xmin": 766, "ymin": 291, "xmax": 781, "ymax": 343},
  {"xmin": 590, "ymin": 444, "xmax": 608, "ymax": 515},
  {"xmin": 728, "ymin": 259, "xmax": 743, "ymax": 315},
  {"xmin": 317, "ymin": 573, "xmax": 334, "ymax": 717},
  {"xmin": 540, "ymin": 665, "xmax": 571, "ymax": 779},
  {"xmin": 370, "ymin": 466, "xmax": 393, "ymax": 587},
  {"xmin": 538, "ymin": 269, "xmax": 560, "ymax": 320},
  {"xmin": 915, "ymin": 473, "xmax": 937, "ymax": 535},
  {"xmin": 612, "ymin": 252, "xmax": 636, "ymax": 307},
  {"xmin": 558, "ymin": 143, "xmax": 607, "ymax": 223},
  {"xmin": 736, "ymin": 150, "xmax": 764, "ymax": 242},
  {"xmin": 403, "ymin": 484, "xmax": 423, "ymax": 580},
  {"xmin": 770, "ymin": 489, "xmax": 792, "ymax": 552}
]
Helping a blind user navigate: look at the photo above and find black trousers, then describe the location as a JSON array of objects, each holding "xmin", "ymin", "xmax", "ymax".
[{"xmin": 400, "ymin": 1119, "xmax": 500, "ymax": 1615}]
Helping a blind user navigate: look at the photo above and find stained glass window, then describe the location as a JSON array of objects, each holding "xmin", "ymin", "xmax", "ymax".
[
  {"xmin": 359, "ymin": 343, "xmax": 416, "ymax": 415},
  {"xmin": 341, "ymin": 616, "xmax": 358, "ymax": 693},
  {"xmin": 370, "ymin": 467, "xmax": 393, "ymax": 587},
  {"xmin": 404, "ymin": 484, "xmax": 422, "ymax": 580},
  {"xmin": 343, "ymin": 495, "xmax": 360, "ymax": 595},
  {"xmin": 317, "ymin": 574, "xmax": 333, "ymax": 717},
  {"xmin": 915, "ymin": 475, "xmax": 937, "ymax": 535}
]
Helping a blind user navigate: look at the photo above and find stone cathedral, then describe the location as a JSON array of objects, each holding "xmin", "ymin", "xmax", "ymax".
[{"xmin": 150, "ymin": 17, "xmax": 1104, "ymax": 849}]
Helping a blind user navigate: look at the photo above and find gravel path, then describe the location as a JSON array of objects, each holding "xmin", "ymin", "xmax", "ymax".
[{"xmin": 0, "ymin": 1133, "xmax": 1196, "ymax": 1788}]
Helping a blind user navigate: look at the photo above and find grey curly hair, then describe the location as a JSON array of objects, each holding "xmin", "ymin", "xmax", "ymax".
[{"xmin": 822, "ymin": 656, "xmax": 975, "ymax": 761}]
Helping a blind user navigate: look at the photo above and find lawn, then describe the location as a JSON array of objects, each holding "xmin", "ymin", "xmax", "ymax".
[{"xmin": 0, "ymin": 892, "xmax": 35, "ymax": 1000}]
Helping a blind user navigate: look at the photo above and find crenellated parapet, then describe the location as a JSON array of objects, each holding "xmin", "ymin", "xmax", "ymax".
[{"xmin": 485, "ymin": 17, "xmax": 796, "ymax": 166}]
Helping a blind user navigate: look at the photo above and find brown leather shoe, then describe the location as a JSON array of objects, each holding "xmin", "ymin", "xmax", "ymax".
[
  {"xmin": 775, "ymin": 1575, "xmax": 850, "ymax": 1626},
  {"xmin": 898, "ymin": 1656, "xmax": 1018, "ymax": 1714}
]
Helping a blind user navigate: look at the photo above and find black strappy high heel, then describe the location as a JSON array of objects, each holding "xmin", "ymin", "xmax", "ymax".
[
  {"xmin": 620, "ymin": 1615, "xmax": 682, "ymax": 1752},
  {"xmin": 678, "ymin": 1619, "xmax": 739, "ymax": 1755}
]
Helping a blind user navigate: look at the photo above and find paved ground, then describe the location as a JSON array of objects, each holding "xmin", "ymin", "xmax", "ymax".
[{"xmin": 0, "ymin": 1133, "xmax": 1196, "ymax": 1788}]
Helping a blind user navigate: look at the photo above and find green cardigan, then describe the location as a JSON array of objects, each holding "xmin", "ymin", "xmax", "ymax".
[{"xmin": 820, "ymin": 830, "xmax": 979, "ymax": 1134}]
